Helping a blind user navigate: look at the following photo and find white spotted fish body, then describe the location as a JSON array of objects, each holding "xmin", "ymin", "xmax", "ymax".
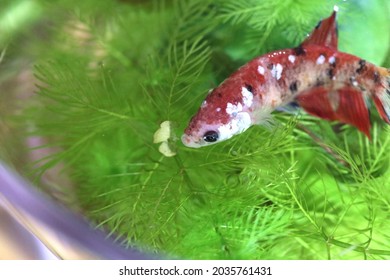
[{"xmin": 182, "ymin": 9, "xmax": 390, "ymax": 148}]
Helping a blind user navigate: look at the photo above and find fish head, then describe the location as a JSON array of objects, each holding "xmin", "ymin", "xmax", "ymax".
[{"xmin": 182, "ymin": 75, "xmax": 256, "ymax": 148}]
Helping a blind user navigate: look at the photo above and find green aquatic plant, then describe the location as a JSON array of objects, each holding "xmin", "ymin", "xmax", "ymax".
[{"xmin": 3, "ymin": 0, "xmax": 390, "ymax": 259}]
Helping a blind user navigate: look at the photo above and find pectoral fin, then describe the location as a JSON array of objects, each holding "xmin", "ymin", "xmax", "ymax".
[{"xmin": 275, "ymin": 101, "xmax": 300, "ymax": 114}]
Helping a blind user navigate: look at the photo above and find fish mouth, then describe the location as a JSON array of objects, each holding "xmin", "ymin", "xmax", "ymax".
[{"xmin": 181, "ymin": 134, "xmax": 203, "ymax": 148}]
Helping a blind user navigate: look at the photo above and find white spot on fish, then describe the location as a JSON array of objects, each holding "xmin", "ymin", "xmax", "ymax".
[
  {"xmin": 241, "ymin": 86, "xmax": 253, "ymax": 107},
  {"xmin": 201, "ymin": 100, "xmax": 207, "ymax": 108},
  {"xmin": 271, "ymin": 63, "xmax": 283, "ymax": 80},
  {"xmin": 216, "ymin": 107, "xmax": 221, "ymax": 112},
  {"xmin": 288, "ymin": 55, "xmax": 296, "ymax": 63},
  {"xmin": 333, "ymin": 5, "xmax": 339, "ymax": 12},
  {"xmin": 257, "ymin": 65, "xmax": 265, "ymax": 75},
  {"xmin": 226, "ymin": 102, "xmax": 243, "ymax": 116},
  {"xmin": 316, "ymin": 55, "xmax": 326, "ymax": 65},
  {"xmin": 217, "ymin": 112, "xmax": 252, "ymax": 141},
  {"xmin": 328, "ymin": 56, "xmax": 336, "ymax": 64},
  {"xmin": 351, "ymin": 77, "xmax": 358, "ymax": 87}
]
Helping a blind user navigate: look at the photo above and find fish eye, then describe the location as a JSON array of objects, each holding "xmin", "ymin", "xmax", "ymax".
[
  {"xmin": 203, "ymin": 130, "xmax": 219, "ymax": 142},
  {"xmin": 245, "ymin": 84, "xmax": 253, "ymax": 93}
]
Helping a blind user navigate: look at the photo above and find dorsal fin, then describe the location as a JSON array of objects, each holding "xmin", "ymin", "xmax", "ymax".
[{"xmin": 301, "ymin": 6, "xmax": 339, "ymax": 50}]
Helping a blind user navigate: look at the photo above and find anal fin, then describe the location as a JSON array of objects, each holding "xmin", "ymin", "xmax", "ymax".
[
  {"xmin": 296, "ymin": 87, "xmax": 338, "ymax": 120},
  {"xmin": 297, "ymin": 86, "xmax": 371, "ymax": 138}
]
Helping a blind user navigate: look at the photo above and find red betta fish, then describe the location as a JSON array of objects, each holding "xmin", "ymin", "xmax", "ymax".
[{"xmin": 182, "ymin": 7, "xmax": 390, "ymax": 148}]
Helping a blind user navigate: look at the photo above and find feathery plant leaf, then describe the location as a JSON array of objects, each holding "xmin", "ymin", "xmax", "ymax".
[
  {"xmin": 148, "ymin": 37, "xmax": 211, "ymax": 120},
  {"xmin": 11, "ymin": 0, "xmax": 390, "ymax": 260},
  {"xmin": 218, "ymin": 0, "xmax": 336, "ymax": 57}
]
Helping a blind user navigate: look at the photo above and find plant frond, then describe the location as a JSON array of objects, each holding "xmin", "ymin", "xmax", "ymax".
[{"xmin": 13, "ymin": 0, "xmax": 390, "ymax": 260}]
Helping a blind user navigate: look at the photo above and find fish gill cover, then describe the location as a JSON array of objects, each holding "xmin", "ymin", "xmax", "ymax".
[{"xmin": 2, "ymin": 0, "xmax": 390, "ymax": 259}]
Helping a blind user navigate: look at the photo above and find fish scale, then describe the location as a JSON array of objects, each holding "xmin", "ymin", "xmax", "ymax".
[{"xmin": 182, "ymin": 7, "xmax": 390, "ymax": 148}]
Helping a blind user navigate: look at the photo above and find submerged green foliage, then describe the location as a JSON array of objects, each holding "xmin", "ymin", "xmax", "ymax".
[{"xmin": 14, "ymin": 0, "xmax": 390, "ymax": 259}]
